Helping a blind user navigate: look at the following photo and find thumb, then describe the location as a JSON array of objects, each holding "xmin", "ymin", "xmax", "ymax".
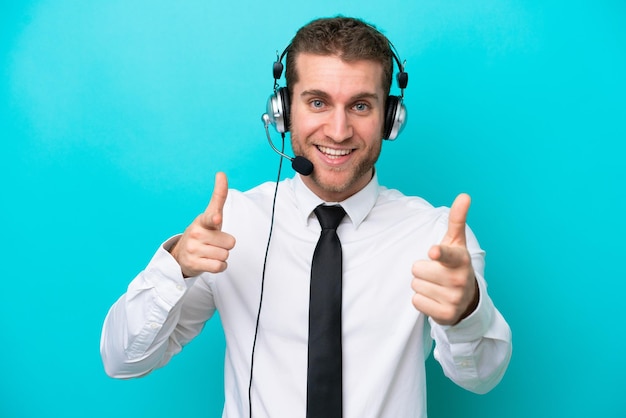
[
  {"xmin": 201, "ymin": 172, "xmax": 229, "ymax": 230},
  {"xmin": 441, "ymin": 193, "xmax": 471, "ymax": 247}
]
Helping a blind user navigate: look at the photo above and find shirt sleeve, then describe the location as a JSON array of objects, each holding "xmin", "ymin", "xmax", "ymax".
[
  {"xmin": 428, "ymin": 272, "xmax": 512, "ymax": 394},
  {"xmin": 100, "ymin": 236, "xmax": 217, "ymax": 379}
]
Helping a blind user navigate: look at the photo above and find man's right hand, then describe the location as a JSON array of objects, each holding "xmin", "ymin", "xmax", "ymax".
[{"xmin": 169, "ymin": 172, "xmax": 236, "ymax": 277}]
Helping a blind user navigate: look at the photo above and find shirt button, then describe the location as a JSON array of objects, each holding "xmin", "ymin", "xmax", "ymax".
[
  {"xmin": 150, "ymin": 323, "xmax": 159, "ymax": 329},
  {"xmin": 176, "ymin": 284, "xmax": 184, "ymax": 291}
]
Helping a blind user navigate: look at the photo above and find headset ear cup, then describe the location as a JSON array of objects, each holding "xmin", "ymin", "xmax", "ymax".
[
  {"xmin": 383, "ymin": 95, "xmax": 406, "ymax": 140},
  {"xmin": 384, "ymin": 96, "xmax": 398, "ymax": 140},
  {"xmin": 279, "ymin": 87, "xmax": 291, "ymax": 133},
  {"xmin": 266, "ymin": 87, "xmax": 291, "ymax": 133}
]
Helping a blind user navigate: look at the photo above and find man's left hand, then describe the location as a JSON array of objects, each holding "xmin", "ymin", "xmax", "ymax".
[{"xmin": 410, "ymin": 193, "xmax": 479, "ymax": 326}]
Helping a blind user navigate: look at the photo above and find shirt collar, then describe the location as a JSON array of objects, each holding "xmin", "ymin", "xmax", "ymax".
[{"xmin": 292, "ymin": 171, "xmax": 380, "ymax": 229}]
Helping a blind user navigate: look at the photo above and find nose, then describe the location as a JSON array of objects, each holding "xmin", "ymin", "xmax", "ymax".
[{"xmin": 323, "ymin": 109, "xmax": 353, "ymax": 142}]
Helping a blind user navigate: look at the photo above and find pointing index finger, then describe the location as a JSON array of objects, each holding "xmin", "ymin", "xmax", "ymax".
[{"xmin": 202, "ymin": 172, "xmax": 229, "ymax": 229}]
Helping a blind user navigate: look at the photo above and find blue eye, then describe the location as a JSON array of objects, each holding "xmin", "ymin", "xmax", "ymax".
[
  {"xmin": 354, "ymin": 102, "xmax": 369, "ymax": 112},
  {"xmin": 311, "ymin": 100, "xmax": 324, "ymax": 109}
]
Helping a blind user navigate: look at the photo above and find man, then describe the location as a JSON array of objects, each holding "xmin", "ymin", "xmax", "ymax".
[{"xmin": 101, "ymin": 16, "xmax": 512, "ymax": 417}]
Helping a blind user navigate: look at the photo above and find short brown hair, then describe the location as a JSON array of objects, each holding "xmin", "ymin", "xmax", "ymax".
[{"xmin": 285, "ymin": 17, "xmax": 394, "ymax": 97}]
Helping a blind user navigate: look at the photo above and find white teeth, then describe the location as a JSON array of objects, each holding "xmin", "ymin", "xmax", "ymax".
[{"xmin": 318, "ymin": 146, "xmax": 352, "ymax": 158}]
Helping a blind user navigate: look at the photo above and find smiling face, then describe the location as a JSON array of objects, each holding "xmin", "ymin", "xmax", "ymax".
[{"xmin": 289, "ymin": 53, "xmax": 386, "ymax": 202}]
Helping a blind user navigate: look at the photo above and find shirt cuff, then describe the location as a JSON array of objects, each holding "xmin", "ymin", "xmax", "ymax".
[{"xmin": 141, "ymin": 235, "xmax": 198, "ymax": 306}]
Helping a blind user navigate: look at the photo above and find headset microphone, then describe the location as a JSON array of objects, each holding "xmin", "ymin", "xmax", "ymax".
[{"xmin": 262, "ymin": 114, "xmax": 314, "ymax": 176}]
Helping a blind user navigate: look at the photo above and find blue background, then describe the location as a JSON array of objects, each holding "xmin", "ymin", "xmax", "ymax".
[{"xmin": 2, "ymin": 1, "xmax": 625, "ymax": 417}]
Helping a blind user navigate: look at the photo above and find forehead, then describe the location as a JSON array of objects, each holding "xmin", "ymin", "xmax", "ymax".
[{"xmin": 292, "ymin": 53, "xmax": 385, "ymax": 94}]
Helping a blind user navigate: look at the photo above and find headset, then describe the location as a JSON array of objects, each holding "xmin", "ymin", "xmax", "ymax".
[{"xmin": 265, "ymin": 43, "xmax": 409, "ymax": 140}]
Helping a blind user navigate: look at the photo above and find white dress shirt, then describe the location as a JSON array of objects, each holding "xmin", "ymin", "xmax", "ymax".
[{"xmin": 101, "ymin": 173, "xmax": 512, "ymax": 418}]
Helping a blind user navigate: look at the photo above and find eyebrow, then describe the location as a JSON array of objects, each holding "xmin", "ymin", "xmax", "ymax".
[{"xmin": 300, "ymin": 89, "xmax": 381, "ymax": 103}]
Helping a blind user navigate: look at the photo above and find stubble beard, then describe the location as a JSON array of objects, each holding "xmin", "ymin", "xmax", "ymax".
[{"xmin": 291, "ymin": 134, "xmax": 382, "ymax": 198}]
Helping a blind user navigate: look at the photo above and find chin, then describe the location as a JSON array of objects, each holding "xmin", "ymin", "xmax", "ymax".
[{"xmin": 311, "ymin": 169, "xmax": 367, "ymax": 198}]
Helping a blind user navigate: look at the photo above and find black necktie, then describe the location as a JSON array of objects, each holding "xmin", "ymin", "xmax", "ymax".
[{"xmin": 307, "ymin": 204, "xmax": 346, "ymax": 418}]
